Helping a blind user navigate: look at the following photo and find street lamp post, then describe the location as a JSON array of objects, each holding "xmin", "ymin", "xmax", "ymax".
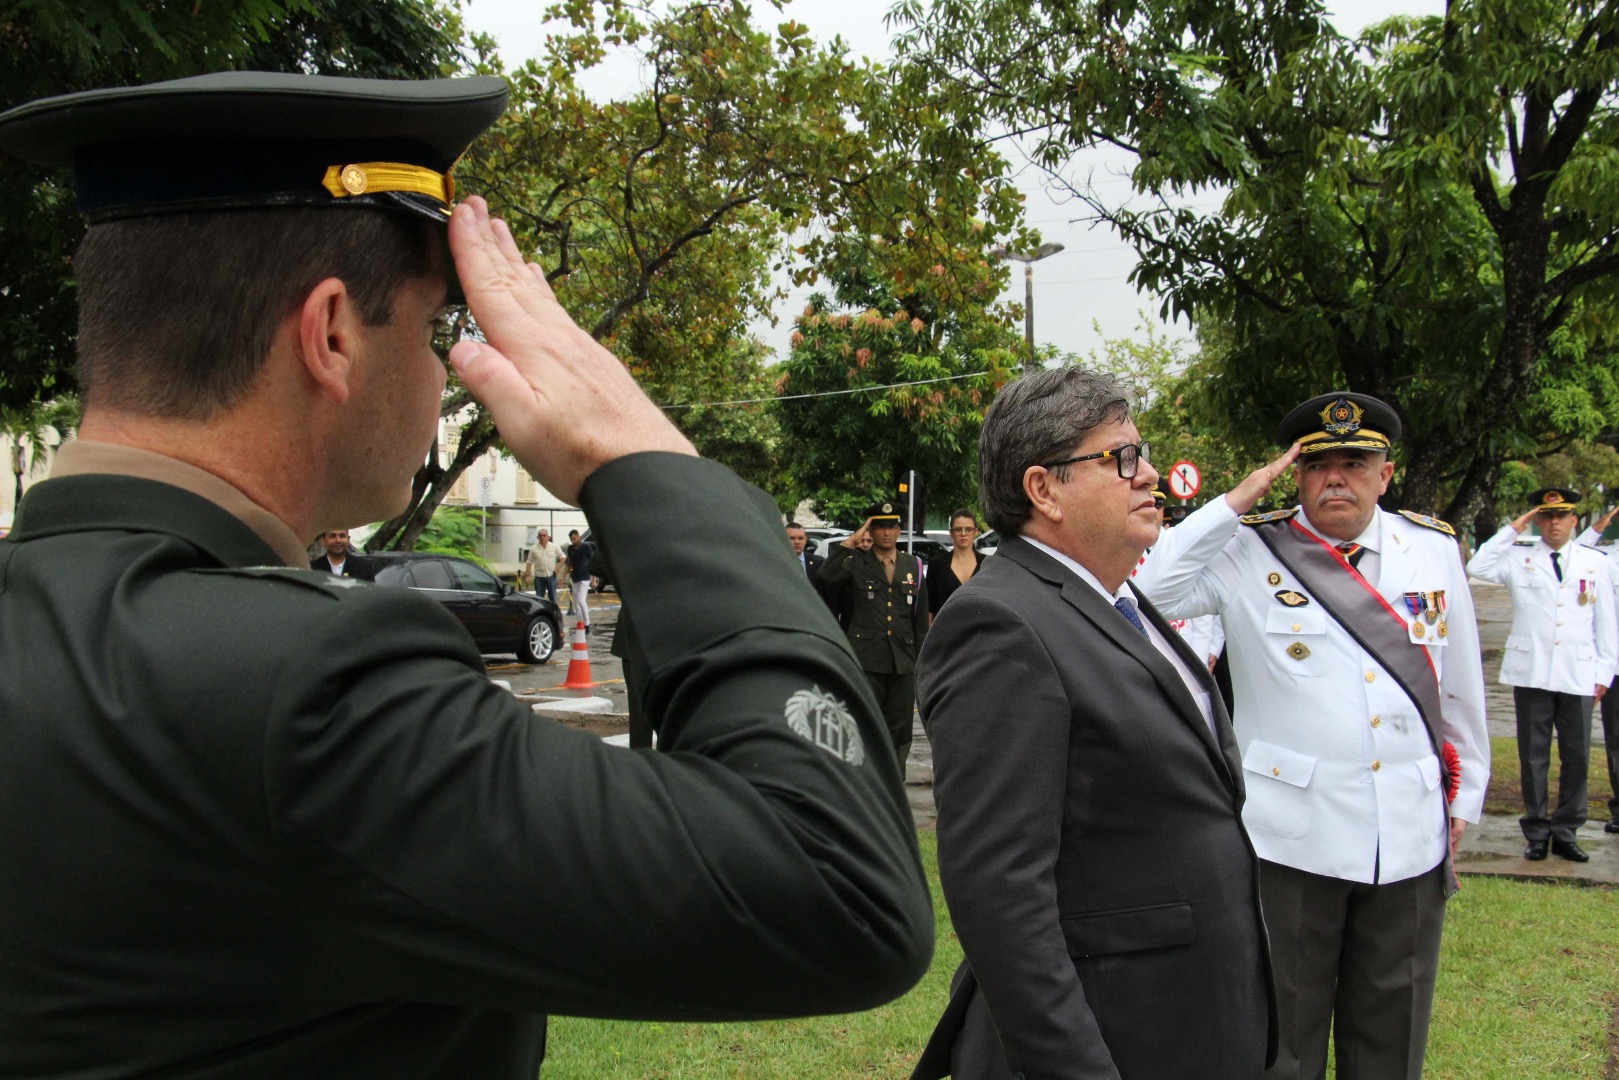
[{"xmin": 991, "ymin": 242, "xmax": 1065, "ymax": 375}]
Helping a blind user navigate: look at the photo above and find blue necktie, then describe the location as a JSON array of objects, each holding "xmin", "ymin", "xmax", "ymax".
[{"xmin": 1115, "ymin": 596, "xmax": 1150, "ymax": 639}]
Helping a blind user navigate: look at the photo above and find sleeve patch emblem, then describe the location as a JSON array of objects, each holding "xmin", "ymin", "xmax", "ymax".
[{"xmin": 785, "ymin": 687, "xmax": 865, "ymax": 766}]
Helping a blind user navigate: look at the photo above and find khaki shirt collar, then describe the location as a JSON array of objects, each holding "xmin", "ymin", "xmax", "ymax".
[{"xmin": 50, "ymin": 441, "xmax": 309, "ymax": 567}]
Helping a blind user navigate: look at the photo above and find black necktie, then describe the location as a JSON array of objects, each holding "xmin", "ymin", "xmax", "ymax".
[
  {"xmin": 1551, "ymin": 551, "xmax": 1563, "ymax": 582},
  {"xmin": 1337, "ymin": 542, "xmax": 1365, "ymax": 570},
  {"xmin": 1115, "ymin": 597, "xmax": 1150, "ymax": 639}
]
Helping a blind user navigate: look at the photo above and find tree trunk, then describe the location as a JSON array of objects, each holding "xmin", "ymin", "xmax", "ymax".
[{"xmin": 366, "ymin": 418, "xmax": 500, "ymax": 553}]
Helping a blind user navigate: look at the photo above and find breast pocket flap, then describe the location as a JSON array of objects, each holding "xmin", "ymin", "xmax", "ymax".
[
  {"xmin": 1061, "ymin": 901, "xmax": 1195, "ymax": 958},
  {"xmin": 1242, "ymin": 739, "xmax": 1317, "ymax": 789}
]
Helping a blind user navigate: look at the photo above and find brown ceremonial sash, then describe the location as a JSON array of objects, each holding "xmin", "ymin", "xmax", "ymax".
[{"xmin": 1249, "ymin": 518, "xmax": 1458, "ymax": 894}]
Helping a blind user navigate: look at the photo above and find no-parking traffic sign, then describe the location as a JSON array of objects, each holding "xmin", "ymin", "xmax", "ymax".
[{"xmin": 1167, "ymin": 460, "xmax": 1201, "ymax": 500}]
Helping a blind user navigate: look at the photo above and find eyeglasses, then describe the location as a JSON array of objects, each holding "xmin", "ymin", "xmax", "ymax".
[
  {"xmin": 949, "ymin": 526, "xmax": 977, "ymax": 534},
  {"xmin": 1041, "ymin": 440, "xmax": 1152, "ymax": 480}
]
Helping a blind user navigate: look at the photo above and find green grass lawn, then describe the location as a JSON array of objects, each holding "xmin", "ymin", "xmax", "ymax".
[
  {"xmin": 541, "ymin": 833, "xmax": 1619, "ymax": 1079},
  {"xmin": 1486, "ymin": 735, "xmax": 1613, "ymax": 819}
]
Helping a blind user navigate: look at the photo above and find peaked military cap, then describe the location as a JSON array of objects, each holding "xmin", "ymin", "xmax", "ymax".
[
  {"xmin": 1528, "ymin": 487, "xmax": 1580, "ymax": 513},
  {"xmin": 0, "ymin": 71, "xmax": 508, "ymax": 226},
  {"xmin": 1276, "ymin": 392, "xmax": 1401, "ymax": 456},
  {"xmin": 865, "ymin": 501, "xmax": 903, "ymax": 526}
]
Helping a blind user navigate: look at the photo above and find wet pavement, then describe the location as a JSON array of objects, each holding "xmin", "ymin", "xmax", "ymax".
[{"xmin": 493, "ymin": 580, "xmax": 1616, "ymax": 883}]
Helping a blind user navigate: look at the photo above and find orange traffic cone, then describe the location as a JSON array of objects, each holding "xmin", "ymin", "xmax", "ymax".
[{"xmin": 561, "ymin": 620, "xmax": 594, "ymax": 689}]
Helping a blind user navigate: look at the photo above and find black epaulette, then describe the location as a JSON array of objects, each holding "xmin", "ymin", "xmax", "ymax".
[
  {"xmin": 190, "ymin": 565, "xmax": 374, "ymax": 598},
  {"xmin": 1397, "ymin": 509, "xmax": 1456, "ymax": 537},
  {"xmin": 1239, "ymin": 508, "xmax": 1298, "ymax": 526}
]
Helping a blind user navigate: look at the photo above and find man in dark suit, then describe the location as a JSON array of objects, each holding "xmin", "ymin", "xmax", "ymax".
[
  {"xmin": 310, "ymin": 528, "xmax": 369, "ymax": 579},
  {"xmin": 820, "ymin": 501, "xmax": 929, "ymax": 763},
  {"xmin": 786, "ymin": 521, "xmax": 824, "ymax": 589},
  {"xmin": 913, "ymin": 367, "xmax": 1278, "ymax": 1080}
]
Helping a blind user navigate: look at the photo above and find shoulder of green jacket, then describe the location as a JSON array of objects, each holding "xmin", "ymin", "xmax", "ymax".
[{"xmin": 188, "ymin": 565, "xmax": 377, "ymax": 600}]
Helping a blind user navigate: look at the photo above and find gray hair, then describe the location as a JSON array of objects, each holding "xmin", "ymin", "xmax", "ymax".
[{"xmin": 978, "ymin": 367, "xmax": 1133, "ymax": 536}]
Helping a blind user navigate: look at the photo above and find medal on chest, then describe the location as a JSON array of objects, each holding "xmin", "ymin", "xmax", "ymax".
[
  {"xmin": 1579, "ymin": 578, "xmax": 1591, "ymax": 606},
  {"xmin": 1402, "ymin": 593, "xmax": 1426, "ymax": 640}
]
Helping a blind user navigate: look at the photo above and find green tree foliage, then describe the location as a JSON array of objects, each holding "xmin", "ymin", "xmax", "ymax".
[
  {"xmin": 0, "ymin": 0, "xmax": 467, "ymax": 411},
  {"xmin": 412, "ymin": 505, "xmax": 490, "ymax": 565},
  {"xmin": 893, "ymin": 0, "xmax": 1619, "ymax": 534},
  {"xmin": 1, "ymin": 394, "xmax": 79, "ymax": 510},
  {"xmin": 774, "ymin": 232, "xmax": 1022, "ymax": 525},
  {"xmin": 372, "ymin": 0, "xmax": 1029, "ymax": 550}
]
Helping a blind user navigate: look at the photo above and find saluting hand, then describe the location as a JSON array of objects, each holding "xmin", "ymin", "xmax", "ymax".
[
  {"xmin": 1509, "ymin": 508, "xmax": 1538, "ymax": 534},
  {"xmin": 445, "ymin": 196, "xmax": 695, "ymax": 505},
  {"xmin": 842, "ymin": 519, "xmax": 874, "ymax": 549},
  {"xmin": 1223, "ymin": 443, "xmax": 1302, "ymax": 516}
]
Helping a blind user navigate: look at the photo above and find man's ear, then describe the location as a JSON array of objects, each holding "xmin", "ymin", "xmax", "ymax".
[
  {"xmin": 296, "ymin": 277, "xmax": 361, "ymax": 405},
  {"xmin": 1023, "ymin": 466, "xmax": 1063, "ymax": 524},
  {"xmin": 1378, "ymin": 457, "xmax": 1395, "ymax": 494}
]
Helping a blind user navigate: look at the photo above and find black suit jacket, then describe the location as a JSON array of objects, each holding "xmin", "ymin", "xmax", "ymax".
[
  {"xmin": 913, "ymin": 536, "xmax": 1273, "ymax": 1080},
  {"xmin": 310, "ymin": 552, "xmax": 369, "ymax": 579}
]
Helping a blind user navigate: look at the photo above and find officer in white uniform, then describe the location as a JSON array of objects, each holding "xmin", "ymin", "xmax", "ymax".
[
  {"xmin": 1576, "ymin": 507, "xmax": 1619, "ymax": 834},
  {"xmin": 1136, "ymin": 392, "xmax": 1489, "ymax": 1080},
  {"xmin": 1468, "ymin": 487, "xmax": 1616, "ymax": 861},
  {"xmin": 1134, "ymin": 488, "xmax": 1225, "ymax": 670}
]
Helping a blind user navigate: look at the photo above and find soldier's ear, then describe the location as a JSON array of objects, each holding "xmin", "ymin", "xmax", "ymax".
[{"xmin": 296, "ymin": 277, "xmax": 361, "ymax": 405}]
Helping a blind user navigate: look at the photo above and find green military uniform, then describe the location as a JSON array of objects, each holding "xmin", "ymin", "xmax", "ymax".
[
  {"xmin": 0, "ymin": 72, "xmax": 931, "ymax": 1078},
  {"xmin": 819, "ymin": 517, "xmax": 929, "ymax": 763},
  {"xmin": 0, "ymin": 452, "xmax": 931, "ymax": 1077}
]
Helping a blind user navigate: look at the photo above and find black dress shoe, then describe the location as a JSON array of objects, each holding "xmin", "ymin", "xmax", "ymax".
[
  {"xmin": 1524, "ymin": 839, "xmax": 1549, "ymax": 861},
  {"xmin": 1606, "ymin": 820, "xmax": 1619, "ymax": 834},
  {"xmin": 1551, "ymin": 839, "xmax": 1591, "ymax": 863}
]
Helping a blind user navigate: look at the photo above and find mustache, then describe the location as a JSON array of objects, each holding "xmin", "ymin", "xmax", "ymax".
[{"xmin": 1315, "ymin": 487, "xmax": 1360, "ymax": 506}]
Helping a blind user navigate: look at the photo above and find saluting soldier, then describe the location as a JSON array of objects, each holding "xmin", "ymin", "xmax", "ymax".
[
  {"xmin": 1468, "ymin": 487, "xmax": 1617, "ymax": 862},
  {"xmin": 0, "ymin": 73, "xmax": 932, "ymax": 1076},
  {"xmin": 820, "ymin": 501, "xmax": 929, "ymax": 763},
  {"xmin": 1136, "ymin": 392, "xmax": 1489, "ymax": 1080}
]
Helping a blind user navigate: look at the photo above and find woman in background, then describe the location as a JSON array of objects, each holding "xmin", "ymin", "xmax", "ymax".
[{"xmin": 926, "ymin": 508, "xmax": 985, "ymax": 626}]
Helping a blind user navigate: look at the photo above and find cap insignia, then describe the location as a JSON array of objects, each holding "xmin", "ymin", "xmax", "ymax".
[
  {"xmin": 881, "ymin": 502, "xmax": 894, "ymax": 514},
  {"xmin": 1544, "ymin": 490, "xmax": 1561, "ymax": 505},
  {"xmin": 1320, "ymin": 397, "xmax": 1364, "ymax": 436}
]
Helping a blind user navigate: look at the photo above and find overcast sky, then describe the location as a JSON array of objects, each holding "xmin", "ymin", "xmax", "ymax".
[{"xmin": 462, "ymin": 0, "xmax": 1446, "ymax": 365}]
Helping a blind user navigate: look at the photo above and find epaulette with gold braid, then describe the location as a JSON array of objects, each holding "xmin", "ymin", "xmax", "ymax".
[
  {"xmin": 1398, "ymin": 509, "xmax": 1456, "ymax": 536},
  {"xmin": 1239, "ymin": 507, "xmax": 1299, "ymax": 526}
]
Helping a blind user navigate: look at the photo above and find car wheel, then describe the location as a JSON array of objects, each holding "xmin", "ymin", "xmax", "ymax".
[{"xmin": 519, "ymin": 615, "xmax": 557, "ymax": 664}]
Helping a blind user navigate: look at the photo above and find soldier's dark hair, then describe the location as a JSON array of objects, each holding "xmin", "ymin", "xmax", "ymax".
[
  {"xmin": 949, "ymin": 508, "xmax": 976, "ymax": 524},
  {"xmin": 978, "ymin": 367, "xmax": 1132, "ymax": 537},
  {"xmin": 75, "ymin": 209, "xmax": 442, "ymax": 421}
]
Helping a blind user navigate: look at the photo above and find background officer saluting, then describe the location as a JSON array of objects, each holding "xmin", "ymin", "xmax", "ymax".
[
  {"xmin": 1468, "ymin": 487, "xmax": 1616, "ymax": 862},
  {"xmin": 1136, "ymin": 391, "xmax": 1489, "ymax": 1080},
  {"xmin": 0, "ymin": 72, "xmax": 932, "ymax": 1076},
  {"xmin": 820, "ymin": 501, "xmax": 929, "ymax": 763}
]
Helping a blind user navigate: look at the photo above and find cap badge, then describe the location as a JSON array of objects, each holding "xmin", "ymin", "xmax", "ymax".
[
  {"xmin": 881, "ymin": 502, "xmax": 893, "ymax": 514},
  {"xmin": 339, "ymin": 163, "xmax": 369, "ymax": 195},
  {"xmin": 1544, "ymin": 490, "xmax": 1561, "ymax": 505},
  {"xmin": 1320, "ymin": 397, "xmax": 1364, "ymax": 436}
]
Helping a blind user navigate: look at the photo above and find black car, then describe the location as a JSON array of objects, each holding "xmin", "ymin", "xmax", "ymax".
[{"xmin": 367, "ymin": 551, "xmax": 562, "ymax": 664}]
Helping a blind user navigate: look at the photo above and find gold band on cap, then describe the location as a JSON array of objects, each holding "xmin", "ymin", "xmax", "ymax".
[
  {"xmin": 1296, "ymin": 430, "xmax": 1391, "ymax": 454},
  {"xmin": 321, "ymin": 162, "xmax": 454, "ymax": 206}
]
